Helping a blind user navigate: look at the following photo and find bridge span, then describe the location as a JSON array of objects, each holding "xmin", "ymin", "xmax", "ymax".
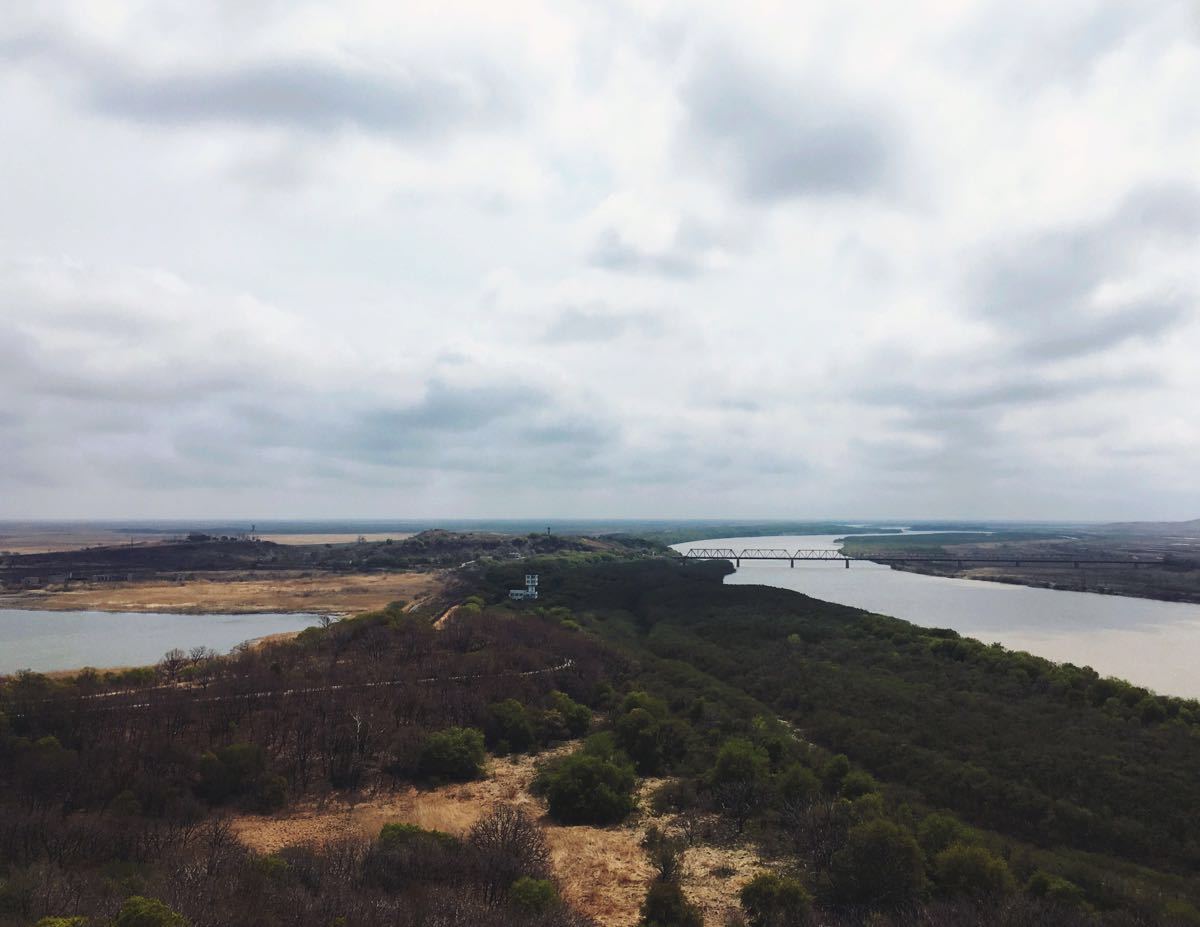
[{"xmin": 682, "ymin": 548, "xmax": 1161, "ymax": 569}]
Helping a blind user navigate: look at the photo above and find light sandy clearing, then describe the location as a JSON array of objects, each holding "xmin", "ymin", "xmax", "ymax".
[
  {"xmin": 231, "ymin": 751, "xmax": 760, "ymax": 927},
  {"xmin": 0, "ymin": 572, "xmax": 442, "ymax": 615}
]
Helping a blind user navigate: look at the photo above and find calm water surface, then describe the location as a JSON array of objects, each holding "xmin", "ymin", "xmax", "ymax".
[
  {"xmin": 0, "ymin": 609, "xmax": 321, "ymax": 674},
  {"xmin": 672, "ymin": 535, "xmax": 1200, "ymax": 698}
]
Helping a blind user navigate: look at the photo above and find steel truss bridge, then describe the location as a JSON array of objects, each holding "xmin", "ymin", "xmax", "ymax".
[{"xmin": 682, "ymin": 548, "xmax": 1161, "ymax": 569}]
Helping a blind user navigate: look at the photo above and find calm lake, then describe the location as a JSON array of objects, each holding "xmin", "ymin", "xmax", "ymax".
[
  {"xmin": 672, "ymin": 534, "xmax": 1200, "ymax": 699},
  {"xmin": 0, "ymin": 609, "xmax": 321, "ymax": 674}
]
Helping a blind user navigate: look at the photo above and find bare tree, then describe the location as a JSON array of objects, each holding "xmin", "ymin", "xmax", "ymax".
[{"xmin": 468, "ymin": 804, "xmax": 551, "ymax": 905}]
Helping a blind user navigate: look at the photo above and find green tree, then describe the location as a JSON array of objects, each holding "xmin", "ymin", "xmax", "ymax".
[
  {"xmin": 35, "ymin": 919, "xmax": 87, "ymax": 927},
  {"xmin": 417, "ymin": 727, "xmax": 486, "ymax": 782},
  {"xmin": 485, "ymin": 699, "xmax": 537, "ymax": 753},
  {"xmin": 821, "ymin": 754, "xmax": 851, "ymax": 794},
  {"xmin": 933, "ymin": 843, "xmax": 1015, "ymax": 898},
  {"xmin": 614, "ymin": 691, "xmax": 680, "ymax": 775},
  {"xmin": 777, "ymin": 764, "xmax": 820, "ymax": 808},
  {"xmin": 639, "ymin": 881, "xmax": 702, "ymax": 927},
  {"xmin": 550, "ymin": 691, "xmax": 592, "ymax": 737},
  {"xmin": 1025, "ymin": 871, "xmax": 1087, "ymax": 909},
  {"xmin": 917, "ymin": 812, "xmax": 966, "ymax": 858},
  {"xmin": 509, "ymin": 877, "xmax": 559, "ymax": 914},
  {"xmin": 112, "ymin": 896, "xmax": 188, "ymax": 927},
  {"xmin": 541, "ymin": 751, "xmax": 635, "ymax": 825},
  {"xmin": 839, "ymin": 770, "xmax": 878, "ymax": 800},
  {"xmin": 712, "ymin": 739, "xmax": 770, "ymax": 787},
  {"xmin": 739, "ymin": 871, "xmax": 811, "ymax": 927},
  {"xmin": 831, "ymin": 820, "xmax": 926, "ymax": 909},
  {"xmin": 712, "ymin": 738, "xmax": 769, "ymax": 833}
]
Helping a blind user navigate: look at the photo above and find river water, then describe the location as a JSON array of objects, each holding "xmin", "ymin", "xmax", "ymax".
[
  {"xmin": 672, "ymin": 535, "xmax": 1200, "ymax": 699},
  {"xmin": 0, "ymin": 609, "xmax": 320, "ymax": 674}
]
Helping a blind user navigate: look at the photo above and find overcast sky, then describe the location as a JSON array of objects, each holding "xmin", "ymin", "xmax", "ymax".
[{"xmin": 2, "ymin": 1, "xmax": 1198, "ymax": 521}]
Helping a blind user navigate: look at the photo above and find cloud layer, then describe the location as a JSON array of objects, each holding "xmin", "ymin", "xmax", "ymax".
[{"xmin": 1, "ymin": 1, "xmax": 1198, "ymax": 519}]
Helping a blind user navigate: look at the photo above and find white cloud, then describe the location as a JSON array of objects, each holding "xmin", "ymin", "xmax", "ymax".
[{"xmin": 0, "ymin": 0, "xmax": 1197, "ymax": 519}]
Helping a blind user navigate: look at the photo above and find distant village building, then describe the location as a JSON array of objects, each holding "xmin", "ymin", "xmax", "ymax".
[{"xmin": 508, "ymin": 573, "xmax": 540, "ymax": 601}]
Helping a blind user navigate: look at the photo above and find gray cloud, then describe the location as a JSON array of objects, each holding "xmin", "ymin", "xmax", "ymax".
[
  {"xmin": 589, "ymin": 218, "xmax": 731, "ymax": 277},
  {"xmin": 680, "ymin": 46, "xmax": 899, "ymax": 201},
  {"xmin": 950, "ymin": 1, "xmax": 1170, "ymax": 92},
  {"xmin": 541, "ymin": 307, "xmax": 662, "ymax": 344},
  {"xmin": 2, "ymin": 32, "xmax": 516, "ymax": 138},
  {"xmin": 858, "ymin": 369, "xmax": 1160, "ymax": 415},
  {"xmin": 91, "ymin": 59, "xmax": 513, "ymax": 136},
  {"xmin": 967, "ymin": 181, "xmax": 1200, "ymax": 360}
]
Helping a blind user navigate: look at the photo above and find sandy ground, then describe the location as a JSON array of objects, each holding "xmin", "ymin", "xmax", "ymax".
[
  {"xmin": 231, "ymin": 750, "xmax": 759, "ymax": 927},
  {"xmin": 0, "ymin": 529, "xmax": 169, "ymax": 555},
  {"xmin": 0, "ymin": 572, "xmax": 443, "ymax": 615},
  {"xmin": 257, "ymin": 533, "xmax": 415, "ymax": 546}
]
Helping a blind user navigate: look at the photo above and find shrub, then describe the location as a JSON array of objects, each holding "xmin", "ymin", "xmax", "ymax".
[
  {"xmin": 378, "ymin": 822, "xmax": 459, "ymax": 851},
  {"xmin": 639, "ymin": 881, "xmax": 702, "ymax": 927},
  {"xmin": 1026, "ymin": 871, "xmax": 1087, "ymax": 909},
  {"xmin": 830, "ymin": 820, "xmax": 926, "ymax": 909},
  {"xmin": 540, "ymin": 750, "xmax": 636, "ymax": 825},
  {"xmin": 615, "ymin": 696, "xmax": 673, "ymax": 775},
  {"xmin": 739, "ymin": 872, "xmax": 812, "ymax": 927},
  {"xmin": 112, "ymin": 896, "xmax": 188, "ymax": 927},
  {"xmin": 417, "ymin": 727, "xmax": 486, "ymax": 782},
  {"xmin": 776, "ymin": 764, "xmax": 820, "ymax": 808},
  {"xmin": 509, "ymin": 877, "xmax": 559, "ymax": 914},
  {"xmin": 839, "ymin": 770, "xmax": 879, "ymax": 800},
  {"xmin": 933, "ymin": 843, "xmax": 1015, "ymax": 898},
  {"xmin": 485, "ymin": 700, "xmax": 537, "ymax": 753},
  {"xmin": 917, "ymin": 812, "xmax": 966, "ymax": 858},
  {"xmin": 369, "ymin": 823, "xmax": 461, "ymax": 888},
  {"xmin": 550, "ymin": 689, "xmax": 591, "ymax": 735},
  {"xmin": 196, "ymin": 743, "xmax": 266, "ymax": 803},
  {"xmin": 821, "ymin": 754, "xmax": 851, "ymax": 793},
  {"xmin": 712, "ymin": 739, "xmax": 770, "ymax": 788}
]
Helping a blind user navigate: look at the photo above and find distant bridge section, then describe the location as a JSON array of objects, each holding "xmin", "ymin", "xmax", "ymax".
[{"xmin": 682, "ymin": 548, "xmax": 1162, "ymax": 569}]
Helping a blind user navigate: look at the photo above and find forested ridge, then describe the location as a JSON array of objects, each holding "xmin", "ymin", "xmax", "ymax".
[{"xmin": 483, "ymin": 556, "xmax": 1200, "ymax": 924}]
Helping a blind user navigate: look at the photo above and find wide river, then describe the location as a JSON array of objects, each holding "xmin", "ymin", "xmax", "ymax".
[
  {"xmin": 672, "ymin": 535, "xmax": 1200, "ymax": 699},
  {"xmin": 0, "ymin": 609, "xmax": 321, "ymax": 674}
]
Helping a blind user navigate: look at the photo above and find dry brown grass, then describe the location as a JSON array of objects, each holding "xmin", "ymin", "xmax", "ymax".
[
  {"xmin": 231, "ymin": 754, "xmax": 761, "ymax": 927},
  {"xmin": 1, "ymin": 572, "xmax": 443, "ymax": 616}
]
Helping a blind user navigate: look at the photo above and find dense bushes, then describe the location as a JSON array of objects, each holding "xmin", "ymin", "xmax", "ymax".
[
  {"xmin": 417, "ymin": 727, "xmax": 486, "ymax": 782},
  {"xmin": 739, "ymin": 872, "xmax": 811, "ymax": 927},
  {"xmin": 112, "ymin": 896, "xmax": 189, "ymax": 927},
  {"xmin": 933, "ymin": 843, "xmax": 1016, "ymax": 899},
  {"xmin": 638, "ymin": 881, "xmax": 702, "ymax": 927},
  {"xmin": 483, "ymin": 692, "xmax": 591, "ymax": 754},
  {"xmin": 197, "ymin": 743, "xmax": 286, "ymax": 812},
  {"xmin": 830, "ymin": 820, "xmax": 926, "ymax": 909},
  {"xmin": 536, "ymin": 737, "xmax": 636, "ymax": 825}
]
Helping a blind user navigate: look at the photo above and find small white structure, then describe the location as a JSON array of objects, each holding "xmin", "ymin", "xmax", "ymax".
[{"xmin": 509, "ymin": 573, "xmax": 540, "ymax": 601}]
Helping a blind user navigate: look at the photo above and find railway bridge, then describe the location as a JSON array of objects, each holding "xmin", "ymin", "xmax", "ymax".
[{"xmin": 681, "ymin": 548, "xmax": 1160, "ymax": 569}]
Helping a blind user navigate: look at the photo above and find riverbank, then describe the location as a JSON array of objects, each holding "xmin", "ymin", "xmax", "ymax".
[
  {"xmin": 840, "ymin": 532, "xmax": 1200, "ymax": 605},
  {"xmin": 673, "ymin": 535, "xmax": 1200, "ymax": 698}
]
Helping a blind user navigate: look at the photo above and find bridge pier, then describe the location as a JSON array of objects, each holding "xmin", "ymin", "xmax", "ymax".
[
  {"xmin": 844, "ymin": 558, "xmax": 849, "ymax": 569},
  {"xmin": 789, "ymin": 558, "xmax": 794, "ymax": 568}
]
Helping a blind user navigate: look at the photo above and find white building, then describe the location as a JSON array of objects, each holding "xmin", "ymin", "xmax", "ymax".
[{"xmin": 509, "ymin": 573, "xmax": 539, "ymax": 601}]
